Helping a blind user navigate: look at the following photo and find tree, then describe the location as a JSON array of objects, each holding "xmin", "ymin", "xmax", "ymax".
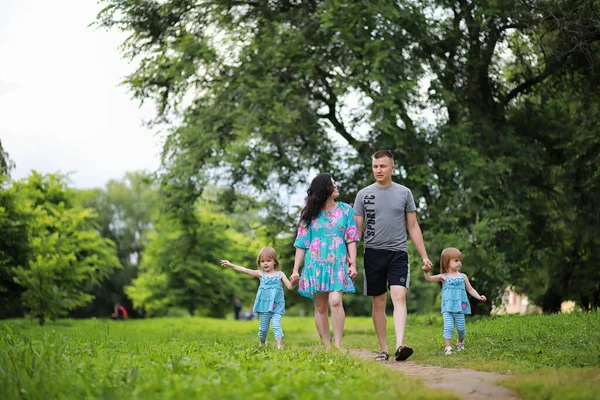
[
  {"xmin": 75, "ymin": 171, "xmax": 157, "ymax": 317},
  {"xmin": 97, "ymin": 0, "xmax": 600, "ymax": 313},
  {"xmin": 11, "ymin": 172, "xmax": 121, "ymax": 325},
  {"xmin": 128, "ymin": 190, "xmax": 263, "ymax": 317},
  {"xmin": 0, "ymin": 176, "xmax": 30, "ymax": 319},
  {"xmin": 0, "ymin": 139, "xmax": 13, "ymax": 177}
]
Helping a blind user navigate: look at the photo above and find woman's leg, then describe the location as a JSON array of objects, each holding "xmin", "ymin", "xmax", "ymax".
[
  {"xmin": 272, "ymin": 313, "xmax": 284, "ymax": 348},
  {"xmin": 258, "ymin": 312, "xmax": 272, "ymax": 344},
  {"xmin": 314, "ymin": 292, "xmax": 331, "ymax": 347},
  {"xmin": 329, "ymin": 291, "xmax": 345, "ymax": 348}
]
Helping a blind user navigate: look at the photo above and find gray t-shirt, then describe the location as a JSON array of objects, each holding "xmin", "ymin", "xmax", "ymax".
[{"xmin": 353, "ymin": 182, "xmax": 416, "ymax": 252}]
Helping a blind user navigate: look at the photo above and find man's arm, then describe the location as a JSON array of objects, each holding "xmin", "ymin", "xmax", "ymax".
[{"xmin": 406, "ymin": 212, "xmax": 432, "ymax": 267}]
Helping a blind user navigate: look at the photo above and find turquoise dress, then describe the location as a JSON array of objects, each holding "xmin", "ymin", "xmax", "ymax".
[
  {"xmin": 441, "ymin": 273, "xmax": 471, "ymax": 314},
  {"xmin": 253, "ymin": 271, "xmax": 285, "ymax": 315},
  {"xmin": 293, "ymin": 202, "xmax": 359, "ymax": 299}
]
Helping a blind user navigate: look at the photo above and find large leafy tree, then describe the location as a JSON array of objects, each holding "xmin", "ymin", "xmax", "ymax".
[
  {"xmin": 0, "ymin": 176, "xmax": 30, "ymax": 319},
  {"xmin": 128, "ymin": 190, "xmax": 265, "ymax": 317},
  {"xmin": 11, "ymin": 172, "xmax": 121, "ymax": 325},
  {"xmin": 75, "ymin": 171, "xmax": 157, "ymax": 317},
  {"xmin": 97, "ymin": 0, "xmax": 600, "ymax": 312}
]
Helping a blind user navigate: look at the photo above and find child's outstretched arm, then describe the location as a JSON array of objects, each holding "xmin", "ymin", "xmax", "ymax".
[
  {"xmin": 279, "ymin": 272, "xmax": 295, "ymax": 290},
  {"xmin": 422, "ymin": 264, "xmax": 446, "ymax": 282},
  {"xmin": 463, "ymin": 274, "xmax": 487, "ymax": 301},
  {"xmin": 221, "ymin": 260, "xmax": 261, "ymax": 278}
]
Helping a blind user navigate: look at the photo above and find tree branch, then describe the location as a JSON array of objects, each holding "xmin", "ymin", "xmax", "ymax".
[
  {"xmin": 313, "ymin": 91, "xmax": 364, "ymax": 152},
  {"xmin": 502, "ymin": 72, "xmax": 551, "ymax": 106}
]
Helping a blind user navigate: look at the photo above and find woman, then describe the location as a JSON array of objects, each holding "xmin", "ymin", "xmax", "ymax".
[{"xmin": 290, "ymin": 173, "xmax": 358, "ymax": 348}]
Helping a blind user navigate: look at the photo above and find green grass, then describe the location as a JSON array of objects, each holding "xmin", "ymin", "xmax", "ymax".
[
  {"xmin": 1, "ymin": 311, "xmax": 599, "ymax": 399},
  {"xmin": 0, "ymin": 317, "xmax": 454, "ymax": 400},
  {"xmin": 342, "ymin": 311, "xmax": 600, "ymax": 399}
]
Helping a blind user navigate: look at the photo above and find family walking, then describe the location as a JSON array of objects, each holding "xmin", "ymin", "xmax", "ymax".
[{"xmin": 221, "ymin": 149, "xmax": 485, "ymax": 358}]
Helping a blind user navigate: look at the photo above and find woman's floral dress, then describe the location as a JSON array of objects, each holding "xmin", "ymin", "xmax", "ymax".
[{"xmin": 293, "ymin": 202, "xmax": 359, "ymax": 299}]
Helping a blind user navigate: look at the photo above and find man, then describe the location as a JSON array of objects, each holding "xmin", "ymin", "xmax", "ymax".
[{"xmin": 353, "ymin": 150, "xmax": 433, "ymax": 361}]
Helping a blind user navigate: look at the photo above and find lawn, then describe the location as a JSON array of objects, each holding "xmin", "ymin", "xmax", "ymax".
[{"xmin": 1, "ymin": 311, "xmax": 599, "ymax": 399}]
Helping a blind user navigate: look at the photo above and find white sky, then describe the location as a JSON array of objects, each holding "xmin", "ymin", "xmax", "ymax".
[{"xmin": 0, "ymin": 0, "xmax": 162, "ymax": 189}]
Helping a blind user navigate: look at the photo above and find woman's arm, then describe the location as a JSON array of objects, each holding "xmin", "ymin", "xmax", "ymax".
[
  {"xmin": 290, "ymin": 247, "xmax": 305, "ymax": 285},
  {"xmin": 221, "ymin": 260, "xmax": 261, "ymax": 278},
  {"xmin": 346, "ymin": 241, "xmax": 357, "ymax": 279},
  {"xmin": 463, "ymin": 274, "xmax": 487, "ymax": 301}
]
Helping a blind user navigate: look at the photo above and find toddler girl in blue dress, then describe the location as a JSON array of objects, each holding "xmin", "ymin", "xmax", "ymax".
[
  {"xmin": 221, "ymin": 247, "xmax": 295, "ymax": 349},
  {"xmin": 422, "ymin": 247, "xmax": 487, "ymax": 355}
]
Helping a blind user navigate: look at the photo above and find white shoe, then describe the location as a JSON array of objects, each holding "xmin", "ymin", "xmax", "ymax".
[
  {"xmin": 276, "ymin": 344, "xmax": 284, "ymax": 350},
  {"xmin": 259, "ymin": 342, "xmax": 267, "ymax": 347},
  {"xmin": 444, "ymin": 347, "xmax": 452, "ymax": 355},
  {"xmin": 456, "ymin": 341, "xmax": 465, "ymax": 351}
]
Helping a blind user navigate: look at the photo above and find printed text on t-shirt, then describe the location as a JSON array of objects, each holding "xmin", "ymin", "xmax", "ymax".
[{"xmin": 364, "ymin": 194, "xmax": 376, "ymax": 238}]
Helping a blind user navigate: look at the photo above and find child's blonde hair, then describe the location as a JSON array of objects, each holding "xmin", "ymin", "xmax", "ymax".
[
  {"xmin": 256, "ymin": 246, "xmax": 280, "ymax": 271},
  {"xmin": 440, "ymin": 247, "xmax": 463, "ymax": 274}
]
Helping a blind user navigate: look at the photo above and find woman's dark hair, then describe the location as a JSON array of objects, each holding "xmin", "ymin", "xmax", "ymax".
[{"xmin": 299, "ymin": 173, "xmax": 334, "ymax": 226}]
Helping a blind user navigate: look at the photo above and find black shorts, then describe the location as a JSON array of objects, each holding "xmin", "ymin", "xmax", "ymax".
[{"xmin": 363, "ymin": 248, "xmax": 410, "ymax": 296}]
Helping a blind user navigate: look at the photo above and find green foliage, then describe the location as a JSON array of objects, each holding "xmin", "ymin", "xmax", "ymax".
[
  {"xmin": 95, "ymin": 0, "xmax": 600, "ymax": 314},
  {"xmin": 0, "ymin": 176, "xmax": 30, "ymax": 318},
  {"xmin": 10, "ymin": 172, "xmax": 121, "ymax": 325},
  {"xmin": 0, "ymin": 139, "xmax": 13, "ymax": 177},
  {"xmin": 76, "ymin": 171, "xmax": 158, "ymax": 317},
  {"xmin": 128, "ymin": 190, "xmax": 265, "ymax": 317}
]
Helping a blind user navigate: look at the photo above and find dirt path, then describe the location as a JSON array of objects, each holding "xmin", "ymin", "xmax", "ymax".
[{"xmin": 350, "ymin": 349, "xmax": 520, "ymax": 400}]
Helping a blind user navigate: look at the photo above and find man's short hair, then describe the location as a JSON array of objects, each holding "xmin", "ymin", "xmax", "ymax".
[{"xmin": 372, "ymin": 150, "xmax": 395, "ymax": 161}]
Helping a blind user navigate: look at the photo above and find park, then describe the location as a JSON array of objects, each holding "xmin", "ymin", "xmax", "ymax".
[{"xmin": 1, "ymin": 0, "xmax": 599, "ymax": 399}]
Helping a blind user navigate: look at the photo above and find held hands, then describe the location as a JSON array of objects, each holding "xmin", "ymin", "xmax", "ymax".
[
  {"xmin": 422, "ymin": 257, "xmax": 433, "ymax": 270},
  {"xmin": 290, "ymin": 271, "xmax": 300, "ymax": 286},
  {"xmin": 421, "ymin": 263, "xmax": 432, "ymax": 272},
  {"xmin": 347, "ymin": 260, "xmax": 357, "ymax": 279}
]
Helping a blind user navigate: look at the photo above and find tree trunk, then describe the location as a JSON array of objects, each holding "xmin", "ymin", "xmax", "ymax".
[
  {"xmin": 38, "ymin": 315, "xmax": 46, "ymax": 326},
  {"xmin": 187, "ymin": 304, "xmax": 195, "ymax": 316},
  {"xmin": 593, "ymin": 289, "xmax": 600, "ymax": 310},
  {"xmin": 542, "ymin": 288, "xmax": 563, "ymax": 313},
  {"xmin": 579, "ymin": 295, "xmax": 590, "ymax": 311}
]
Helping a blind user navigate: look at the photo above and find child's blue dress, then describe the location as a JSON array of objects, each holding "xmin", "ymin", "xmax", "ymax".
[
  {"xmin": 253, "ymin": 271, "xmax": 285, "ymax": 314},
  {"xmin": 441, "ymin": 274, "xmax": 471, "ymax": 314}
]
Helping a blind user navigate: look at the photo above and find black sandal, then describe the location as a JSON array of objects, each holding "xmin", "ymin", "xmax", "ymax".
[
  {"xmin": 394, "ymin": 345, "xmax": 414, "ymax": 361},
  {"xmin": 375, "ymin": 351, "xmax": 389, "ymax": 361}
]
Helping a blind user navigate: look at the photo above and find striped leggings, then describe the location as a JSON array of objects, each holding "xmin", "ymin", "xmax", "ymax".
[
  {"xmin": 442, "ymin": 312, "xmax": 466, "ymax": 340},
  {"xmin": 258, "ymin": 312, "xmax": 283, "ymax": 341}
]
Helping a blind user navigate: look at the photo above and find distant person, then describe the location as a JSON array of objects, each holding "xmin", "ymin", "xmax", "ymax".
[
  {"xmin": 422, "ymin": 247, "xmax": 487, "ymax": 355},
  {"xmin": 290, "ymin": 173, "xmax": 358, "ymax": 349},
  {"xmin": 353, "ymin": 150, "xmax": 432, "ymax": 361},
  {"xmin": 221, "ymin": 247, "xmax": 295, "ymax": 349},
  {"xmin": 233, "ymin": 297, "xmax": 243, "ymax": 320},
  {"xmin": 111, "ymin": 304, "xmax": 128, "ymax": 320}
]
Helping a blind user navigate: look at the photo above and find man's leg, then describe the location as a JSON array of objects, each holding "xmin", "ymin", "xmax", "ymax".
[
  {"xmin": 372, "ymin": 292, "xmax": 388, "ymax": 353},
  {"xmin": 388, "ymin": 251, "xmax": 412, "ymax": 360},
  {"xmin": 390, "ymin": 285, "xmax": 407, "ymax": 350},
  {"xmin": 365, "ymin": 248, "xmax": 390, "ymax": 356},
  {"xmin": 314, "ymin": 292, "xmax": 331, "ymax": 347}
]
